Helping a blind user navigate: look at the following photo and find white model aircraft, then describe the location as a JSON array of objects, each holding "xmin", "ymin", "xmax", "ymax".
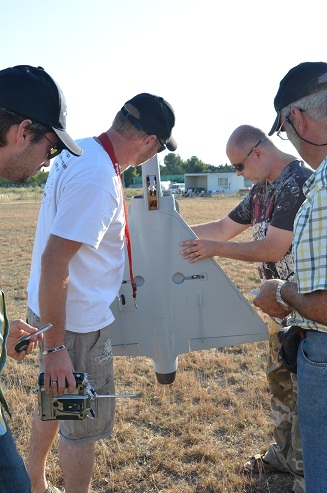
[{"xmin": 109, "ymin": 155, "xmax": 268, "ymax": 384}]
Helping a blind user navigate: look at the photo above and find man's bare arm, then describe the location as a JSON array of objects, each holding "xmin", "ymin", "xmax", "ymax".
[
  {"xmin": 39, "ymin": 234, "xmax": 82, "ymax": 395},
  {"xmin": 180, "ymin": 224, "xmax": 292, "ymax": 264},
  {"xmin": 254, "ymin": 280, "xmax": 327, "ymax": 325}
]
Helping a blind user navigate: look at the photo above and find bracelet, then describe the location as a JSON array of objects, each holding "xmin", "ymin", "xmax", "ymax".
[
  {"xmin": 276, "ymin": 281, "xmax": 293, "ymax": 310},
  {"xmin": 43, "ymin": 344, "xmax": 66, "ymax": 355}
]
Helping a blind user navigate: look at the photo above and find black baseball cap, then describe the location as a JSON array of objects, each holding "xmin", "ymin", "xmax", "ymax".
[
  {"xmin": 121, "ymin": 93, "xmax": 177, "ymax": 151},
  {"xmin": 269, "ymin": 61, "xmax": 327, "ymax": 136},
  {"xmin": 0, "ymin": 65, "xmax": 82, "ymax": 156}
]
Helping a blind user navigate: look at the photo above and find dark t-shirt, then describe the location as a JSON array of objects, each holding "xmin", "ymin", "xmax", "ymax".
[{"xmin": 228, "ymin": 160, "xmax": 312, "ymax": 281}]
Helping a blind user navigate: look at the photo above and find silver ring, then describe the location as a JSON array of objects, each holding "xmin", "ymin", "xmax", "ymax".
[{"xmin": 51, "ymin": 380, "xmax": 57, "ymax": 384}]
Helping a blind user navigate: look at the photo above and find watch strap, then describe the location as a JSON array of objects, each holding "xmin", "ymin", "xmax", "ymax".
[
  {"xmin": 276, "ymin": 281, "xmax": 292, "ymax": 310},
  {"xmin": 276, "ymin": 281, "xmax": 293, "ymax": 310}
]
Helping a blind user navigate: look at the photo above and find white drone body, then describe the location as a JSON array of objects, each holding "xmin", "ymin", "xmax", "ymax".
[{"xmin": 109, "ymin": 155, "xmax": 268, "ymax": 383}]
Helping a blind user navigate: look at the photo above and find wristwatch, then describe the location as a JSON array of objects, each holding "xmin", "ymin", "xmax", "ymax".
[{"xmin": 276, "ymin": 281, "xmax": 292, "ymax": 310}]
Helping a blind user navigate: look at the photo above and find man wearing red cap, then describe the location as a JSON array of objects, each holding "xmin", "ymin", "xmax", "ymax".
[{"xmin": 254, "ymin": 61, "xmax": 327, "ymax": 493}]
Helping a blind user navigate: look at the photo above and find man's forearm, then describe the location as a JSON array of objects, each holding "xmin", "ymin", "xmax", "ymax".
[
  {"xmin": 192, "ymin": 222, "xmax": 225, "ymax": 241},
  {"xmin": 191, "ymin": 216, "xmax": 245, "ymax": 242},
  {"xmin": 209, "ymin": 239, "xmax": 281, "ymax": 262},
  {"xmin": 282, "ymin": 282, "xmax": 327, "ymax": 325},
  {"xmin": 181, "ymin": 237, "xmax": 286, "ymax": 264},
  {"xmin": 39, "ymin": 260, "xmax": 68, "ymax": 349}
]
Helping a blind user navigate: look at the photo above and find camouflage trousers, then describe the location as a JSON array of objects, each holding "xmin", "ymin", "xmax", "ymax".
[{"xmin": 264, "ymin": 318, "xmax": 305, "ymax": 493}]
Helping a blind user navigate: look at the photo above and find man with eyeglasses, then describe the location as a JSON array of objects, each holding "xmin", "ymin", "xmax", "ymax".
[
  {"xmin": 254, "ymin": 61, "xmax": 327, "ymax": 493},
  {"xmin": 180, "ymin": 124, "xmax": 311, "ymax": 493},
  {"xmin": 0, "ymin": 65, "xmax": 82, "ymax": 493},
  {"xmin": 26, "ymin": 93, "xmax": 176, "ymax": 493}
]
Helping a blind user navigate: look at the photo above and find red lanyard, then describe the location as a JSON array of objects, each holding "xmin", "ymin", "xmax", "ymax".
[{"xmin": 97, "ymin": 133, "xmax": 137, "ymax": 306}]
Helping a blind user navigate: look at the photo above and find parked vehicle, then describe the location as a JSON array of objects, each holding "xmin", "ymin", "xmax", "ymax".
[{"xmin": 168, "ymin": 183, "xmax": 185, "ymax": 195}]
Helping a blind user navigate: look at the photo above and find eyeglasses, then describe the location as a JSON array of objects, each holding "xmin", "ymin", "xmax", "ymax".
[
  {"xmin": 277, "ymin": 110, "xmax": 327, "ymax": 147},
  {"xmin": 41, "ymin": 133, "xmax": 64, "ymax": 160},
  {"xmin": 277, "ymin": 109, "xmax": 306, "ymax": 141},
  {"xmin": 156, "ymin": 137, "xmax": 166, "ymax": 153},
  {"xmin": 232, "ymin": 139, "xmax": 264, "ymax": 171},
  {"xmin": 277, "ymin": 119, "xmax": 289, "ymax": 140}
]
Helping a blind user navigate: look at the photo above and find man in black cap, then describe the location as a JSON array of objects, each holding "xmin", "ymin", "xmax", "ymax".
[
  {"xmin": 0, "ymin": 65, "xmax": 82, "ymax": 183},
  {"xmin": 0, "ymin": 65, "xmax": 82, "ymax": 493},
  {"xmin": 254, "ymin": 62, "xmax": 327, "ymax": 493},
  {"xmin": 26, "ymin": 93, "xmax": 177, "ymax": 493}
]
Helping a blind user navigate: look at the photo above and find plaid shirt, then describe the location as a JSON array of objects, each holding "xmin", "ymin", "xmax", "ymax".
[{"xmin": 289, "ymin": 157, "xmax": 327, "ymax": 331}]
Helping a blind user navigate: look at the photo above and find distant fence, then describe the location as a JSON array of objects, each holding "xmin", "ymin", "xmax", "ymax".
[{"xmin": 0, "ymin": 192, "xmax": 42, "ymax": 203}]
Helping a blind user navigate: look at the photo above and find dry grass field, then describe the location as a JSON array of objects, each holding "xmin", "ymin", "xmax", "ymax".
[{"xmin": 0, "ymin": 191, "xmax": 294, "ymax": 493}]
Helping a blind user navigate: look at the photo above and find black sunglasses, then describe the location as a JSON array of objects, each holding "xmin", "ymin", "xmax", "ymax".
[
  {"xmin": 41, "ymin": 133, "xmax": 64, "ymax": 160},
  {"xmin": 0, "ymin": 108, "xmax": 64, "ymax": 159},
  {"xmin": 156, "ymin": 137, "xmax": 166, "ymax": 153},
  {"xmin": 232, "ymin": 139, "xmax": 264, "ymax": 171}
]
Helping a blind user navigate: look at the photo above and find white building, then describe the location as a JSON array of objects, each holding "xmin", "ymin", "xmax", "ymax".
[{"xmin": 184, "ymin": 173, "xmax": 251, "ymax": 194}]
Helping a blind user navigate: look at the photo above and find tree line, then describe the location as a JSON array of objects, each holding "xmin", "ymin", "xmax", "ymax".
[
  {"xmin": 0, "ymin": 170, "xmax": 49, "ymax": 187},
  {"xmin": 0, "ymin": 154, "xmax": 234, "ymax": 188},
  {"xmin": 123, "ymin": 153, "xmax": 234, "ymax": 187}
]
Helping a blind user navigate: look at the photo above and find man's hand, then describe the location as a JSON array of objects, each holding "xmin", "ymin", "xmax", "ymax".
[
  {"xmin": 7, "ymin": 319, "xmax": 42, "ymax": 361},
  {"xmin": 253, "ymin": 279, "xmax": 293, "ymax": 318},
  {"xmin": 180, "ymin": 239, "xmax": 218, "ymax": 263},
  {"xmin": 43, "ymin": 349, "xmax": 76, "ymax": 395}
]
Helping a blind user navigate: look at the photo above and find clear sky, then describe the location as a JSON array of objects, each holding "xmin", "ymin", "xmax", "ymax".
[{"xmin": 1, "ymin": 0, "xmax": 326, "ymax": 167}]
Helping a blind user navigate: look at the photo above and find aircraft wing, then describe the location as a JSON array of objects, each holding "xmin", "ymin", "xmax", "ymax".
[{"xmin": 109, "ymin": 156, "xmax": 268, "ymax": 383}]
